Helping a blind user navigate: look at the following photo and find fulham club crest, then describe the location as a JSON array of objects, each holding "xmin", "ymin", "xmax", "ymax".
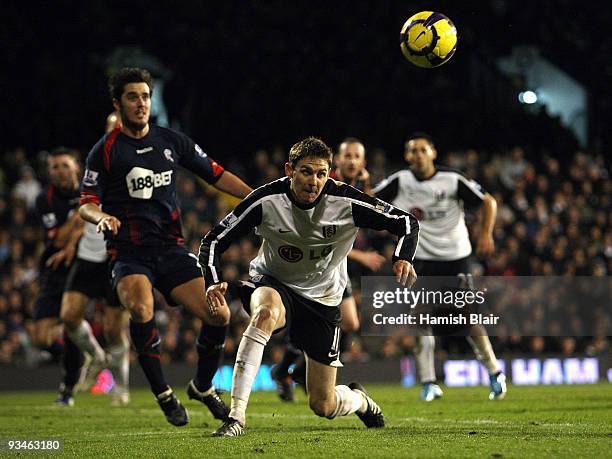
[{"xmin": 322, "ymin": 225, "xmax": 337, "ymax": 238}]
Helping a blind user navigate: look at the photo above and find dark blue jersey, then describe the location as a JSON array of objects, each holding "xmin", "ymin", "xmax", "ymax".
[
  {"xmin": 35, "ymin": 185, "xmax": 80, "ymax": 266},
  {"xmin": 80, "ymin": 125, "xmax": 225, "ymax": 254}
]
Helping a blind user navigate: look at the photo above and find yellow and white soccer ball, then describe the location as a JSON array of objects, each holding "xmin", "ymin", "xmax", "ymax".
[{"xmin": 399, "ymin": 11, "xmax": 458, "ymax": 68}]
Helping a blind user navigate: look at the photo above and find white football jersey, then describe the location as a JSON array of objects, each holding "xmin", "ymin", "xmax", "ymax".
[
  {"xmin": 373, "ymin": 166, "xmax": 485, "ymax": 261},
  {"xmin": 77, "ymin": 221, "xmax": 108, "ymax": 263},
  {"xmin": 201, "ymin": 177, "xmax": 419, "ymax": 307}
]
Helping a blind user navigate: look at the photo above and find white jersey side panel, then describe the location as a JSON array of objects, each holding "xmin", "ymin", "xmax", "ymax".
[{"xmin": 77, "ymin": 222, "xmax": 108, "ymax": 263}]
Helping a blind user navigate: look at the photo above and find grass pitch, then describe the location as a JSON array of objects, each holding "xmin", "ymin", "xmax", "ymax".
[{"xmin": 1, "ymin": 383, "xmax": 610, "ymax": 458}]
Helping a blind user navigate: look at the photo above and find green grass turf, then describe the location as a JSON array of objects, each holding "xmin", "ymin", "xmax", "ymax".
[{"xmin": 0, "ymin": 384, "xmax": 610, "ymax": 458}]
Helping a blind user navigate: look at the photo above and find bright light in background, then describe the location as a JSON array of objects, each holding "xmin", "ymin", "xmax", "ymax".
[{"xmin": 518, "ymin": 90, "xmax": 538, "ymax": 104}]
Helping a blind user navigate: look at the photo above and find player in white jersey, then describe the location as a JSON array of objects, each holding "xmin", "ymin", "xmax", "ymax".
[
  {"xmin": 51, "ymin": 113, "xmax": 130, "ymax": 406},
  {"xmin": 374, "ymin": 132, "xmax": 506, "ymax": 401},
  {"xmin": 51, "ymin": 221, "xmax": 131, "ymax": 406},
  {"xmin": 200, "ymin": 137, "xmax": 419, "ymax": 436},
  {"xmin": 271, "ymin": 138, "xmax": 385, "ymax": 400}
]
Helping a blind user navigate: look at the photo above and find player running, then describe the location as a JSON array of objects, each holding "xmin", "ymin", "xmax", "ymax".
[
  {"xmin": 271, "ymin": 137, "xmax": 385, "ymax": 400},
  {"xmin": 200, "ymin": 137, "xmax": 419, "ymax": 436},
  {"xmin": 374, "ymin": 132, "xmax": 507, "ymax": 401},
  {"xmin": 51, "ymin": 219, "xmax": 131, "ymax": 406},
  {"xmin": 79, "ymin": 67, "xmax": 252, "ymax": 426},
  {"xmin": 32, "ymin": 148, "xmax": 85, "ymax": 405},
  {"xmin": 51, "ymin": 116, "xmax": 131, "ymax": 407}
]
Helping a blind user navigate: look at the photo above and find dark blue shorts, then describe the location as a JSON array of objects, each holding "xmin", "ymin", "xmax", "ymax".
[
  {"xmin": 33, "ymin": 263, "xmax": 70, "ymax": 320},
  {"xmin": 65, "ymin": 258, "xmax": 119, "ymax": 307},
  {"xmin": 110, "ymin": 245, "xmax": 202, "ymax": 306}
]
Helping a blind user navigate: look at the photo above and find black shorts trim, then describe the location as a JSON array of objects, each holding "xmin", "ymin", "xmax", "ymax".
[
  {"xmin": 65, "ymin": 258, "xmax": 119, "ymax": 307},
  {"xmin": 413, "ymin": 257, "xmax": 477, "ymax": 335},
  {"xmin": 413, "ymin": 257, "xmax": 471, "ymax": 277}
]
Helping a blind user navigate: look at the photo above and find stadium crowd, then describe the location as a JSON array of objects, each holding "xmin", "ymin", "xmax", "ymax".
[{"xmin": 0, "ymin": 142, "xmax": 609, "ymax": 368}]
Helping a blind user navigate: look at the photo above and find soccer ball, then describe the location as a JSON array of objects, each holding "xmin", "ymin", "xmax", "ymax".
[{"xmin": 399, "ymin": 11, "xmax": 457, "ymax": 68}]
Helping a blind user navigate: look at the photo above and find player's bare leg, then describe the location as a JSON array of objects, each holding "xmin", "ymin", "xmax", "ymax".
[
  {"xmin": 61, "ymin": 291, "xmax": 107, "ymax": 393},
  {"xmin": 104, "ymin": 307, "xmax": 130, "ymax": 406},
  {"xmin": 32, "ymin": 317, "xmax": 62, "ymax": 351},
  {"xmin": 213, "ymin": 286, "xmax": 285, "ymax": 436},
  {"xmin": 280, "ymin": 295, "xmax": 360, "ymax": 397},
  {"xmin": 467, "ymin": 324, "xmax": 506, "ymax": 400},
  {"xmin": 340, "ymin": 296, "xmax": 360, "ymax": 333},
  {"xmin": 306, "ymin": 355, "xmax": 384, "ymax": 428},
  {"xmin": 118, "ymin": 274, "xmax": 188, "ymax": 426},
  {"xmin": 170, "ymin": 277, "xmax": 231, "ymax": 420}
]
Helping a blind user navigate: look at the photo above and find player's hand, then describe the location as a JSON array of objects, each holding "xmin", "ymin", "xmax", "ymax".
[
  {"xmin": 393, "ymin": 260, "xmax": 417, "ymax": 287},
  {"xmin": 476, "ymin": 233, "xmax": 495, "ymax": 257},
  {"xmin": 357, "ymin": 168, "xmax": 370, "ymax": 183},
  {"xmin": 206, "ymin": 282, "xmax": 228, "ymax": 316},
  {"xmin": 46, "ymin": 250, "xmax": 67, "ymax": 270},
  {"xmin": 358, "ymin": 251, "xmax": 386, "ymax": 272},
  {"xmin": 62, "ymin": 243, "xmax": 76, "ymax": 267},
  {"xmin": 96, "ymin": 215, "xmax": 121, "ymax": 235}
]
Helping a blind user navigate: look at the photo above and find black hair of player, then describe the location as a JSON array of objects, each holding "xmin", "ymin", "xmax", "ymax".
[
  {"xmin": 108, "ymin": 67, "xmax": 154, "ymax": 101},
  {"xmin": 289, "ymin": 137, "xmax": 333, "ymax": 168},
  {"xmin": 407, "ymin": 132, "xmax": 435, "ymax": 147},
  {"xmin": 49, "ymin": 146, "xmax": 80, "ymax": 162}
]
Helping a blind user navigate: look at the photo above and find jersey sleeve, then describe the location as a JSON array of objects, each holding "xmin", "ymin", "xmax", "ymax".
[
  {"xmin": 372, "ymin": 172, "xmax": 400, "ymax": 203},
  {"xmin": 176, "ymin": 133, "xmax": 225, "ymax": 185},
  {"xmin": 80, "ymin": 138, "xmax": 110, "ymax": 207},
  {"xmin": 35, "ymin": 191, "xmax": 60, "ymax": 241},
  {"xmin": 199, "ymin": 191, "xmax": 263, "ymax": 285},
  {"xmin": 346, "ymin": 186, "xmax": 420, "ymax": 263},
  {"xmin": 457, "ymin": 174, "xmax": 486, "ymax": 209}
]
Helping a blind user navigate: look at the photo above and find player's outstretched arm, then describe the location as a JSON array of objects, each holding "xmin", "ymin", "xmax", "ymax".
[
  {"xmin": 79, "ymin": 203, "xmax": 121, "ymax": 236},
  {"xmin": 199, "ymin": 187, "xmax": 265, "ymax": 285},
  {"xmin": 476, "ymin": 193, "xmax": 497, "ymax": 257},
  {"xmin": 213, "ymin": 171, "xmax": 253, "ymax": 199},
  {"xmin": 345, "ymin": 184, "xmax": 419, "ymax": 282}
]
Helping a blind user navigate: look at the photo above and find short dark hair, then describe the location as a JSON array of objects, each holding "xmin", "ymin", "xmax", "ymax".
[
  {"xmin": 340, "ymin": 136, "xmax": 364, "ymax": 147},
  {"xmin": 288, "ymin": 137, "xmax": 333, "ymax": 167},
  {"xmin": 406, "ymin": 131, "xmax": 435, "ymax": 147},
  {"xmin": 48, "ymin": 146, "xmax": 79, "ymax": 162},
  {"xmin": 108, "ymin": 67, "xmax": 154, "ymax": 101}
]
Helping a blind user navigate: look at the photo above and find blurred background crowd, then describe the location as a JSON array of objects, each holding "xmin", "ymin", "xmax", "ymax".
[{"xmin": 0, "ymin": 141, "xmax": 609, "ymax": 368}]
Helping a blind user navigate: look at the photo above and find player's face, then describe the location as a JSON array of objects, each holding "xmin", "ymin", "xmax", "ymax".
[
  {"xmin": 404, "ymin": 138, "xmax": 436, "ymax": 174},
  {"xmin": 113, "ymin": 82, "xmax": 151, "ymax": 132},
  {"xmin": 48, "ymin": 154, "xmax": 79, "ymax": 190},
  {"xmin": 286, "ymin": 157, "xmax": 330, "ymax": 204},
  {"xmin": 336, "ymin": 142, "xmax": 366, "ymax": 180}
]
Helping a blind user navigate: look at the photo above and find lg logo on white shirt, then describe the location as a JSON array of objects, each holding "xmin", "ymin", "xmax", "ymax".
[{"xmin": 126, "ymin": 167, "xmax": 173, "ymax": 199}]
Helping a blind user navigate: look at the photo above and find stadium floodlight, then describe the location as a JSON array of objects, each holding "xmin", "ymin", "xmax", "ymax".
[{"xmin": 518, "ymin": 90, "xmax": 538, "ymax": 104}]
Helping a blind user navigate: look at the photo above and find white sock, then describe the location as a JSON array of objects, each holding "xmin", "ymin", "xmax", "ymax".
[
  {"xmin": 467, "ymin": 335, "xmax": 501, "ymax": 374},
  {"xmin": 229, "ymin": 325, "xmax": 270, "ymax": 425},
  {"xmin": 66, "ymin": 321, "xmax": 105, "ymax": 361},
  {"xmin": 327, "ymin": 385, "xmax": 366, "ymax": 419},
  {"xmin": 108, "ymin": 337, "xmax": 130, "ymax": 390},
  {"xmin": 415, "ymin": 335, "xmax": 436, "ymax": 383}
]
